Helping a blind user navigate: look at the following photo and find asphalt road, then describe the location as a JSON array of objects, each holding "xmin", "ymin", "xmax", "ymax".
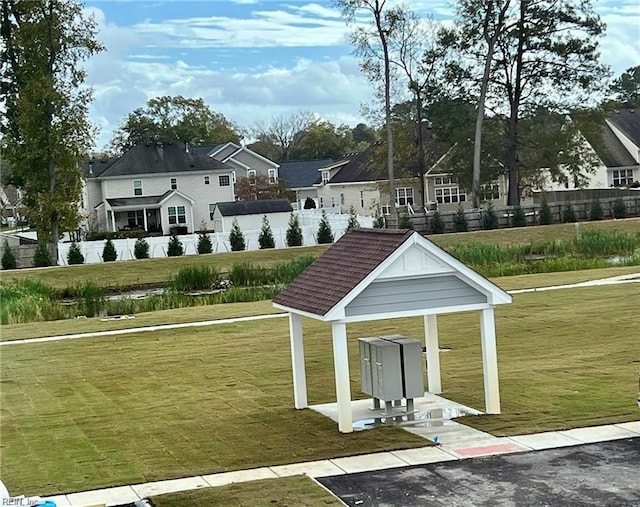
[{"xmin": 318, "ymin": 437, "xmax": 640, "ymax": 507}]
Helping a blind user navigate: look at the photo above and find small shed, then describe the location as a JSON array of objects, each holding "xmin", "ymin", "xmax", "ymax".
[
  {"xmin": 212, "ymin": 199, "xmax": 293, "ymax": 232},
  {"xmin": 273, "ymin": 228, "xmax": 512, "ymax": 433}
]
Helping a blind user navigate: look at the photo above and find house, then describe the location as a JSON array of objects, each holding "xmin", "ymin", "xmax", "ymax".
[
  {"xmin": 278, "ymin": 159, "xmax": 333, "ymax": 207},
  {"xmin": 83, "ymin": 140, "xmax": 236, "ymax": 234},
  {"xmin": 211, "ymin": 199, "xmax": 293, "ymax": 233}
]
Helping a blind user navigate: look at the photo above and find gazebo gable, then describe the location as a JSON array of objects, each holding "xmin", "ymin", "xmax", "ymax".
[{"xmin": 324, "ymin": 232, "xmax": 511, "ymax": 321}]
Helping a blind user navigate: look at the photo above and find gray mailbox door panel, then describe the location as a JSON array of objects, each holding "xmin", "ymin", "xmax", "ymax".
[
  {"xmin": 370, "ymin": 339, "xmax": 403, "ymax": 401},
  {"xmin": 381, "ymin": 335, "xmax": 425, "ymax": 399},
  {"xmin": 358, "ymin": 337, "xmax": 377, "ymax": 396}
]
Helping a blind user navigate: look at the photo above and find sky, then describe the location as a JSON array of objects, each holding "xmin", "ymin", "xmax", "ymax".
[{"xmin": 82, "ymin": 0, "xmax": 640, "ymax": 150}]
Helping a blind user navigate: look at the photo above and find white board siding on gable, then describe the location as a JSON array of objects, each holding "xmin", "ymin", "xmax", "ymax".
[{"xmin": 344, "ymin": 275, "xmax": 486, "ymax": 317}]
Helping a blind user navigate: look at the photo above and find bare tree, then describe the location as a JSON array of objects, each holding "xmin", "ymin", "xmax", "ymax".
[{"xmin": 252, "ymin": 111, "xmax": 315, "ymax": 162}]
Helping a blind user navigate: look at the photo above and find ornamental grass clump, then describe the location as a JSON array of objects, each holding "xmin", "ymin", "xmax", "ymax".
[{"xmin": 170, "ymin": 265, "xmax": 222, "ymax": 292}]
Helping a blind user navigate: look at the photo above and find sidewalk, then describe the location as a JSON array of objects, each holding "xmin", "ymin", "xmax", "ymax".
[{"xmin": 35, "ymin": 394, "xmax": 640, "ymax": 507}]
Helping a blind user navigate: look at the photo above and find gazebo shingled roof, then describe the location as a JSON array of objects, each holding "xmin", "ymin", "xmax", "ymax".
[{"xmin": 274, "ymin": 228, "xmax": 413, "ymax": 316}]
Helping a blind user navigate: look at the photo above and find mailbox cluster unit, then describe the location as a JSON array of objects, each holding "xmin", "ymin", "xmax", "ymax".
[{"xmin": 358, "ymin": 334, "xmax": 425, "ymax": 416}]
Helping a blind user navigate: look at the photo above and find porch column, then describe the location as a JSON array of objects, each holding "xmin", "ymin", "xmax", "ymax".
[
  {"xmin": 480, "ymin": 307, "xmax": 501, "ymax": 414},
  {"xmin": 143, "ymin": 208, "xmax": 148, "ymax": 231},
  {"xmin": 190, "ymin": 206, "xmax": 195, "ymax": 233},
  {"xmin": 332, "ymin": 322, "xmax": 353, "ymax": 433},
  {"xmin": 110, "ymin": 210, "xmax": 116, "ymax": 232},
  {"xmin": 424, "ymin": 314, "xmax": 441, "ymax": 394},
  {"xmin": 289, "ymin": 313, "xmax": 307, "ymax": 409}
]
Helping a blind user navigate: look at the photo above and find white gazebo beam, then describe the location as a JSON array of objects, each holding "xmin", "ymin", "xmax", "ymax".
[
  {"xmin": 331, "ymin": 322, "xmax": 353, "ymax": 433},
  {"xmin": 480, "ymin": 307, "xmax": 501, "ymax": 414},
  {"xmin": 424, "ymin": 314, "xmax": 442, "ymax": 394},
  {"xmin": 288, "ymin": 312, "xmax": 307, "ymax": 409}
]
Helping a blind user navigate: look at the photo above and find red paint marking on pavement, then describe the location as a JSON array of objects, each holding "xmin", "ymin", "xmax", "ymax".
[{"xmin": 455, "ymin": 443, "xmax": 523, "ymax": 457}]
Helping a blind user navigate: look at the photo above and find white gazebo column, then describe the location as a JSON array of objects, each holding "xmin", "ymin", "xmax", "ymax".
[
  {"xmin": 424, "ymin": 314, "xmax": 442, "ymax": 394},
  {"xmin": 289, "ymin": 313, "xmax": 307, "ymax": 409},
  {"xmin": 331, "ymin": 322, "xmax": 353, "ymax": 433},
  {"xmin": 480, "ymin": 307, "xmax": 501, "ymax": 414}
]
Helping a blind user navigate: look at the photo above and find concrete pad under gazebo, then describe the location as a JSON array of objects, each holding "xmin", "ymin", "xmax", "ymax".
[{"xmin": 273, "ymin": 228, "xmax": 512, "ymax": 433}]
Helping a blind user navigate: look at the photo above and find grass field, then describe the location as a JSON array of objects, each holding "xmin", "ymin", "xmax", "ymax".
[{"xmin": 1, "ymin": 278, "xmax": 638, "ymax": 496}]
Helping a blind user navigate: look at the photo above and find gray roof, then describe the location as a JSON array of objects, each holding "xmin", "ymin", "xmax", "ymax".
[
  {"xmin": 191, "ymin": 144, "xmax": 225, "ymax": 157},
  {"xmin": 216, "ymin": 199, "xmax": 293, "ymax": 216},
  {"xmin": 106, "ymin": 191, "xmax": 173, "ymax": 208},
  {"xmin": 600, "ymin": 109, "xmax": 640, "ymax": 168},
  {"xmin": 93, "ymin": 141, "xmax": 230, "ymax": 178},
  {"xmin": 278, "ymin": 159, "xmax": 334, "ymax": 189},
  {"xmin": 607, "ymin": 109, "xmax": 640, "ymax": 147},
  {"xmin": 326, "ymin": 143, "xmax": 386, "ymax": 184}
]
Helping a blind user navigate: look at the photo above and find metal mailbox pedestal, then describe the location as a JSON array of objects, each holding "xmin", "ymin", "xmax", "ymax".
[{"xmin": 358, "ymin": 335, "xmax": 424, "ymax": 416}]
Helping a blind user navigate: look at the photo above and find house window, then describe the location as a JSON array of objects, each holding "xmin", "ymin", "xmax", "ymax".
[
  {"xmin": 360, "ymin": 191, "xmax": 364, "ymax": 208},
  {"xmin": 340, "ymin": 193, "xmax": 345, "ymax": 206},
  {"xmin": 204, "ymin": 176, "xmax": 210, "ymax": 185},
  {"xmin": 219, "ymin": 175, "xmax": 230, "ymax": 186},
  {"xmin": 382, "ymin": 205, "xmax": 391, "ymax": 215},
  {"xmin": 481, "ymin": 184, "xmax": 500, "ymax": 201},
  {"xmin": 168, "ymin": 206, "xmax": 186, "ymax": 224},
  {"xmin": 434, "ymin": 176, "xmax": 454, "ymax": 186},
  {"xmin": 434, "ymin": 176, "xmax": 466, "ymax": 204},
  {"xmin": 133, "ymin": 180, "xmax": 142, "ymax": 196},
  {"xmin": 209, "ymin": 203, "xmax": 216, "ymax": 220},
  {"xmin": 612, "ymin": 169, "xmax": 634, "ymax": 187},
  {"xmin": 127, "ymin": 210, "xmax": 144, "ymax": 228},
  {"xmin": 268, "ymin": 168, "xmax": 277, "ymax": 184},
  {"xmin": 322, "ymin": 171, "xmax": 330, "ymax": 184},
  {"xmin": 396, "ymin": 188, "xmax": 414, "ymax": 206},
  {"xmin": 248, "ymin": 169, "xmax": 257, "ymax": 185},
  {"xmin": 170, "ymin": 178, "xmax": 177, "ymax": 190},
  {"xmin": 319, "ymin": 197, "xmax": 324, "ymax": 208},
  {"xmin": 331, "ymin": 196, "xmax": 335, "ymax": 207}
]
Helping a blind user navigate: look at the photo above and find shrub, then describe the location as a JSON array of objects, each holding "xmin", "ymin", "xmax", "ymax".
[
  {"xmin": 286, "ymin": 213, "xmax": 303, "ymax": 247},
  {"xmin": 1, "ymin": 240, "xmax": 17, "ymax": 270},
  {"xmin": 229, "ymin": 219, "xmax": 246, "ymax": 251},
  {"xmin": 86, "ymin": 229, "xmax": 146, "ymax": 241},
  {"xmin": 346, "ymin": 206, "xmax": 360, "ymax": 232},
  {"xmin": 453, "ymin": 207, "xmax": 468, "ymax": 232},
  {"xmin": 482, "ymin": 203, "xmax": 499, "ymax": 230},
  {"xmin": 562, "ymin": 205, "xmax": 577, "ymax": 223},
  {"xmin": 612, "ymin": 198, "xmax": 628, "ymax": 219},
  {"xmin": 170, "ymin": 265, "xmax": 222, "ymax": 292},
  {"xmin": 258, "ymin": 215, "xmax": 276, "ymax": 249},
  {"xmin": 589, "ymin": 200, "xmax": 604, "ymax": 221},
  {"xmin": 511, "ymin": 205, "xmax": 526, "ymax": 227},
  {"xmin": 398, "ymin": 213, "xmax": 414, "ymax": 229},
  {"xmin": 34, "ymin": 243, "xmax": 53, "ymax": 267},
  {"xmin": 429, "ymin": 211, "xmax": 445, "ymax": 234},
  {"xmin": 316, "ymin": 210, "xmax": 334, "ymax": 244},
  {"xmin": 134, "ymin": 237, "xmax": 150, "ymax": 259},
  {"xmin": 303, "ymin": 197, "xmax": 316, "ymax": 209},
  {"xmin": 102, "ymin": 239, "xmax": 117, "ymax": 262},
  {"xmin": 538, "ymin": 198, "xmax": 552, "ymax": 225},
  {"xmin": 167, "ymin": 233, "xmax": 184, "ymax": 257},
  {"xmin": 67, "ymin": 242, "xmax": 84, "ymax": 265},
  {"xmin": 372, "ymin": 207, "xmax": 385, "ymax": 228},
  {"xmin": 197, "ymin": 223, "xmax": 213, "ymax": 254}
]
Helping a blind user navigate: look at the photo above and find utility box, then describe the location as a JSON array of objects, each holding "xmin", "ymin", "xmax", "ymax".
[
  {"xmin": 358, "ymin": 337, "xmax": 403, "ymax": 402},
  {"xmin": 380, "ymin": 335, "xmax": 425, "ymax": 399}
]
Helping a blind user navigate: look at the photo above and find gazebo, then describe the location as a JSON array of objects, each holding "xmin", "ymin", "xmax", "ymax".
[{"xmin": 273, "ymin": 228, "xmax": 512, "ymax": 433}]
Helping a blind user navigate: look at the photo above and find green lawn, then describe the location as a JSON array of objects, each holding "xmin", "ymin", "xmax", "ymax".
[{"xmin": 1, "ymin": 280, "xmax": 638, "ymax": 496}]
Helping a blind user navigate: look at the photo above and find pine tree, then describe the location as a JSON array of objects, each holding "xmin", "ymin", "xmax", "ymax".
[
  {"xmin": 197, "ymin": 222, "xmax": 213, "ymax": 254},
  {"xmin": 429, "ymin": 211, "xmax": 445, "ymax": 234},
  {"xmin": 229, "ymin": 219, "xmax": 246, "ymax": 251},
  {"xmin": 612, "ymin": 198, "xmax": 628, "ymax": 219},
  {"xmin": 346, "ymin": 206, "xmax": 360, "ymax": 232},
  {"xmin": 67, "ymin": 242, "xmax": 84, "ymax": 265},
  {"xmin": 562, "ymin": 205, "xmax": 577, "ymax": 223},
  {"xmin": 134, "ymin": 237, "xmax": 150, "ymax": 259},
  {"xmin": 258, "ymin": 215, "xmax": 275, "ymax": 249},
  {"xmin": 589, "ymin": 199, "xmax": 604, "ymax": 221},
  {"xmin": 372, "ymin": 206, "xmax": 385, "ymax": 228},
  {"xmin": 316, "ymin": 210, "xmax": 334, "ymax": 244},
  {"xmin": 539, "ymin": 198, "xmax": 553, "ymax": 225},
  {"xmin": 167, "ymin": 233, "xmax": 184, "ymax": 256},
  {"xmin": 398, "ymin": 213, "xmax": 414, "ymax": 229},
  {"xmin": 286, "ymin": 213, "xmax": 303, "ymax": 247},
  {"xmin": 102, "ymin": 239, "xmax": 117, "ymax": 262},
  {"xmin": 1, "ymin": 239, "xmax": 17, "ymax": 269},
  {"xmin": 33, "ymin": 242, "xmax": 53, "ymax": 266},
  {"xmin": 511, "ymin": 205, "xmax": 526, "ymax": 227},
  {"xmin": 454, "ymin": 207, "xmax": 468, "ymax": 232},
  {"xmin": 482, "ymin": 202, "xmax": 499, "ymax": 230}
]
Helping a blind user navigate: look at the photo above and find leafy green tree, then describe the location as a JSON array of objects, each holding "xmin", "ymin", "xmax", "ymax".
[
  {"xmin": 258, "ymin": 215, "xmax": 275, "ymax": 249},
  {"xmin": 608, "ymin": 66, "xmax": 640, "ymax": 108},
  {"xmin": 110, "ymin": 96, "xmax": 240, "ymax": 153},
  {"xmin": 102, "ymin": 239, "xmax": 117, "ymax": 262},
  {"xmin": 589, "ymin": 200, "xmax": 604, "ymax": 221},
  {"xmin": 511, "ymin": 205, "xmax": 526, "ymax": 227},
  {"xmin": 1, "ymin": 0, "xmax": 104, "ymax": 263},
  {"xmin": 482, "ymin": 202, "xmax": 499, "ymax": 230},
  {"xmin": 167, "ymin": 233, "xmax": 184, "ymax": 257},
  {"xmin": 562, "ymin": 205, "xmax": 577, "ymax": 223},
  {"xmin": 454, "ymin": 206, "xmax": 468, "ymax": 232},
  {"xmin": 289, "ymin": 120, "xmax": 355, "ymax": 161},
  {"xmin": 346, "ymin": 206, "xmax": 360, "ymax": 232},
  {"xmin": 612, "ymin": 198, "xmax": 628, "ymax": 219},
  {"xmin": 197, "ymin": 223, "xmax": 213, "ymax": 254},
  {"xmin": 429, "ymin": 211, "xmax": 445, "ymax": 234},
  {"xmin": 286, "ymin": 213, "xmax": 303, "ymax": 247},
  {"xmin": 539, "ymin": 197, "xmax": 552, "ymax": 225},
  {"xmin": 229, "ymin": 219, "xmax": 246, "ymax": 251},
  {"xmin": 316, "ymin": 210, "xmax": 334, "ymax": 244},
  {"xmin": 67, "ymin": 242, "xmax": 84, "ymax": 265},
  {"xmin": 134, "ymin": 237, "xmax": 150, "ymax": 259},
  {"xmin": 372, "ymin": 206, "xmax": 385, "ymax": 228},
  {"xmin": 2, "ymin": 240, "xmax": 17, "ymax": 269}
]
